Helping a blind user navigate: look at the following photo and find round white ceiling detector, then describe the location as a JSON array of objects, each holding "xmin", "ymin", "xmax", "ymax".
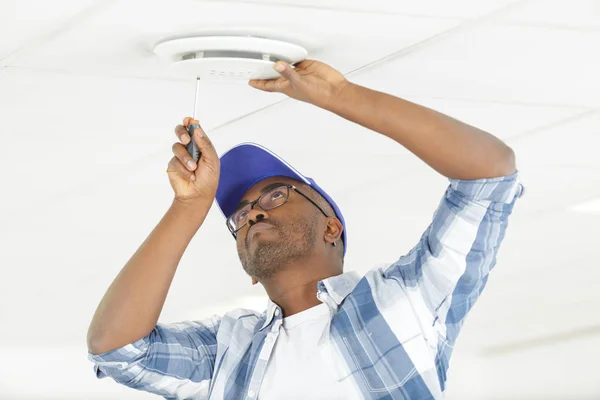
[{"xmin": 153, "ymin": 35, "xmax": 308, "ymax": 81}]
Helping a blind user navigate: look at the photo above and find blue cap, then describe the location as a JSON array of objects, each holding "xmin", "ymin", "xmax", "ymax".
[{"xmin": 216, "ymin": 143, "xmax": 347, "ymax": 255}]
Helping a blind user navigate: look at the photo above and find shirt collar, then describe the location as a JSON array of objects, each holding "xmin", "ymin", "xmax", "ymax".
[{"xmin": 260, "ymin": 271, "xmax": 361, "ymax": 331}]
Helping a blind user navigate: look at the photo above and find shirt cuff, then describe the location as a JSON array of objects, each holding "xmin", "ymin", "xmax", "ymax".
[
  {"xmin": 449, "ymin": 171, "xmax": 524, "ymax": 203},
  {"xmin": 87, "ymin": 337, "xmax": 149, "ymax": 378}
]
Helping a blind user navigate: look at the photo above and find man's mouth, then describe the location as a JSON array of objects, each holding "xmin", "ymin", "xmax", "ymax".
[{"xmin": 247, "ymin": 222, "xmax": 274, "ymax": 243}]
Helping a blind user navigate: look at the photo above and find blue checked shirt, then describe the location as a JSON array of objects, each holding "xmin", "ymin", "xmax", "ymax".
[{"xmin": 88, "ymin": 172, "xmax": 524, "ymax": 399}]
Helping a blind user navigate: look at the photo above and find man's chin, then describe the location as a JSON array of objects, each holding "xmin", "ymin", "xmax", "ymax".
[{"xmin": 244, "ymin": 242, "xmax": 282, "ymax": 280}]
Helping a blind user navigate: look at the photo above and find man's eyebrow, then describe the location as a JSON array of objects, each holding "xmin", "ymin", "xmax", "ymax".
[{"xmin": 234, "ymin": 182, "xmax": 287, "ymax": 210}]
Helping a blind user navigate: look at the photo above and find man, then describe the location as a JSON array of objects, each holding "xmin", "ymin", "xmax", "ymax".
[{"xmin": 87, "ymin": 60, "xmax": 523, "ymax": 399}]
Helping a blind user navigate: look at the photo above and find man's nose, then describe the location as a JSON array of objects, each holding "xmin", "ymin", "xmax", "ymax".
[{"xmin": 247, "ymin": 207, "xmax": 269, "ymax": 226}]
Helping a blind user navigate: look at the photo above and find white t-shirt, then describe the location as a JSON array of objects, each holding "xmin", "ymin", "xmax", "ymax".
[{"xmin": 258, "ymin": 303, "xmax": 350, "ymax": 399}]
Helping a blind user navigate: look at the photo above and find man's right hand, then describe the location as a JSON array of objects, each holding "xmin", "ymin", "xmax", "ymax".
[{"xmin": 168, "ymin": 117, "xmax": 220, "ymax": 203}]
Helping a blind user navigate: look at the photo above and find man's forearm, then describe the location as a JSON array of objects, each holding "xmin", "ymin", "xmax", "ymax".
[{"xmin": 325, "ymin": 82, "xmax": 516, "ymax": 180}]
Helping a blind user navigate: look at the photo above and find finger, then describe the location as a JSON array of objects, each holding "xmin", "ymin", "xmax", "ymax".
[
  {"xmin": 167, "ymin": 156, "xmax": 196, "ymax": 181},
  {"xmin": 248, "ymin": 78, "xmax": 283, "ymax": 92},
  {"xmin": 182, "ymin": 117, "xmax": 193, "ymax": 127},
  {"xmin": 172, "ymin": 142, "xmax": 197, "ymax": 172},
  {"xmin": 174, "ymin": 124, "xmax": 190, "ymax": 145},
  {"xmin": 294, "ymin": 59, "xmax": 315, "ymax": 70},
  {"xmin": 273, "ymin": 61, "xmax": 303, "ymax": 86}
]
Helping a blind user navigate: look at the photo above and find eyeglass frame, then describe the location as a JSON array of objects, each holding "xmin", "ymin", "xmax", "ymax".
[{"xmin": 226, "ymin": 183, "xmax": 331, "ymax": 238}]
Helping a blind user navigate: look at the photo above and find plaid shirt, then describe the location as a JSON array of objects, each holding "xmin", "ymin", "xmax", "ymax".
[{"xmin": 89, "ymin": 172, "xmax": 523, "ymax": 399}]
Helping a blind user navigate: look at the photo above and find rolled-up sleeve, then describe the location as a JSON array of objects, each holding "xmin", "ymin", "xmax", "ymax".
[
  {"xmin": 384, "ymin": 172, "xmax": 524, "ymax": 336},
  {"xmin": 88, "ymin": 316, "xmax": 221, "ymax": 399}
]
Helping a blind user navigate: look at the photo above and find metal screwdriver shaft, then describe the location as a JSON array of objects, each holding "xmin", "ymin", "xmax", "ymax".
[
  {"xmin": 192, "ymin": 77, "xmax": 200, "ymax": 119},
  {"xmin": 186, "ymin": 78, "xmax": 202, "ymax": 162}
]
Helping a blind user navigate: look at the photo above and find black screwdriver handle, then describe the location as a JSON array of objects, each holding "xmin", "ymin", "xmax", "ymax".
[{"xmin": 186, "ymin": 121, "xmax": 201, "ymax": 163}]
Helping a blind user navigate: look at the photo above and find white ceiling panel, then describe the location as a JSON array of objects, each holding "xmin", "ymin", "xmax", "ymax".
[
  {"xmin": 1, "ymin": 346, "xmax": 153, "ymax": 400},
  {"xmin": 0, "ymin": 0, "xmax": 98, "ymax": 63},
  {"xmin": 510, "ymin": 110, "xmax": 600, "ymax": 167},
  {"xmin": 6, "ymin": 0, "xmax": 461, "ymax": 80},
  {"xmin": 217, "ymin": 0, "xmax": 517, "ymax": 19},
  {"xmin": 569, "ymin": 196, "xmax": 600, "ymax": 214},
  {"xmin": 453, "ymin": 210, "xmax": 600, "ymax": 348},
  {"xmin": 350, "ymin": 22, "xmax": 600, "ymax": 108},
  {"xmin": 496, "ymin": 0, "xmax": 600, "ymax": 30},
  {"xmin": 446, "ymin": 334, "xmax": 600, "ymax": 399},
  {"xmin": 502, "ymin": 165, "xmax": 600, "ymax": 217}
]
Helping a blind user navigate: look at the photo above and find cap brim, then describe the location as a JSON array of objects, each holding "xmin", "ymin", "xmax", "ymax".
[{"xmin": 216, "ymin": 143, "xmax": 310, "ymax": 218}]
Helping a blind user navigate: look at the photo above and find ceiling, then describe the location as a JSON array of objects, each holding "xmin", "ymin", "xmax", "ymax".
[{"xmin": 1, "ymin": 0, "xmax": 599, "ymax": 398}]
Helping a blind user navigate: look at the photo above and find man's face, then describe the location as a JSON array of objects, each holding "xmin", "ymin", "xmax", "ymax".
[{"xmin": 234, "ymin": 176, "xmax": 321, "ymax": 281}]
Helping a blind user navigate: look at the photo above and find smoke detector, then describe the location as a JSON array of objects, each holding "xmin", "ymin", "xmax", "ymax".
[{"xmin": 153, "ymin": 34, "xmax": 308, "ymax": 81}]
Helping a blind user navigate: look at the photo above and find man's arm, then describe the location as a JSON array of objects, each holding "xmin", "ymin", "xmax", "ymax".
[
  {"xmin": 314, "ymin": 74, "xmax": 523, "ymax": 367},
  {"xmin": 252, "ymin": 60, "xmax": 514, "ymax": 179},
  {"xmin": 325, "ymin": 82, "xmax": 516, "ymax": 180},
  {"xmin": 87, "ymin": 118, "xmax": 220, "ymax": 355}
]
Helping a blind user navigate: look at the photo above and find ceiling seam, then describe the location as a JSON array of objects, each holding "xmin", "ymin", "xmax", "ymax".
[
  {"xmin": 490, "ymin": 20, "xmax": 600, "ymax": 34},
  {"xmin": 340, "ymin": 0, "xmax": 529, "ymax": 78},
  {"xmin": 506, "ymin": 108, "xmax": 599, "ymax": 144},
  {"xmin": 395, "ymin": 94, "xmax": 592, "ymax": 111},
  {"xmin": 2, "ymin": 65, "xmax": 190, "ymax": 83},
  {"xmin": 515, "ymin": 163, "xmax": 600, "ymax": 170},
  {"xmin": 508, "ymin": 189, "xmax": 600, "ymax": 223}
]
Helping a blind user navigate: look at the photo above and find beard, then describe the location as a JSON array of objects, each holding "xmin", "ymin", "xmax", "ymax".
[{"xmin": 239, "ymin": 213, "xmax": 318, "ymax": 280}]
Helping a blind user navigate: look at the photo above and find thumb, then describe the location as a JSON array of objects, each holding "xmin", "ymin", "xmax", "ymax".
[
  {"xmin": 274, "ymin": 62, "xmax": 304, "ymax": 86},
  {"xmin": 189, "ymin": 123, "xmax": 218, "ymax": 164}
]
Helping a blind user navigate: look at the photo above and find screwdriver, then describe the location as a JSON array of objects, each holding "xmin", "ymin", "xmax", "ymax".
[{"xmin": 186, "ymin": 77, "xmax": 201, "ymax": 162}]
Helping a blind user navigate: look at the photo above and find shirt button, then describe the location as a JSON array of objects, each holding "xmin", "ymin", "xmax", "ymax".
[
  {"xmin": 266, "ymin": 336, "xmax": 273, "ymax": 344},
  {"xmin": 248, "ymin": 390, "xmax": 256, "ymax": 398},
  {"xmin": 274, "ymin": 309, "xmax": 280, "ymax": 317}
]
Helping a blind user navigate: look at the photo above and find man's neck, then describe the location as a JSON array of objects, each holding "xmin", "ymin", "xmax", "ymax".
[{"xmin": 260, "ymin": 257, "xmax": 341, "ymax": 318}]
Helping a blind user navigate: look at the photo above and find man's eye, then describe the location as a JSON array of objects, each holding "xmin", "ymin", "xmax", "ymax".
[
  {"xmin": 236, "ymin": 210, "xmax": 248, "ymax": 222},
  {"xmin": 270, "ymin": 190, "xmax": 285, "ymax": 201}
]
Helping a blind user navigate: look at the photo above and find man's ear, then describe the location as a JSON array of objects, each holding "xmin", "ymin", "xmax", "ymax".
[
  {"xmin": 324, "ymin": 218, "xmax": 343, "ymax": 244},
  {"xmin": 252, "ymin": 278, "xmax": 258, "ymax": 285}
]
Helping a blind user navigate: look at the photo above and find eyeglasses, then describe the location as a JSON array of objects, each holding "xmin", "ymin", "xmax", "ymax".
[{"xmin": 226, "ymin": 184, "xmax": 330, "ymax": 237}]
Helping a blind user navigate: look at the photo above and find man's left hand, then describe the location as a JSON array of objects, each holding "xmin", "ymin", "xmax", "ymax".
[{"xmin": 248, "ymin": 60, "xmax": 350, "ymax": 109}]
